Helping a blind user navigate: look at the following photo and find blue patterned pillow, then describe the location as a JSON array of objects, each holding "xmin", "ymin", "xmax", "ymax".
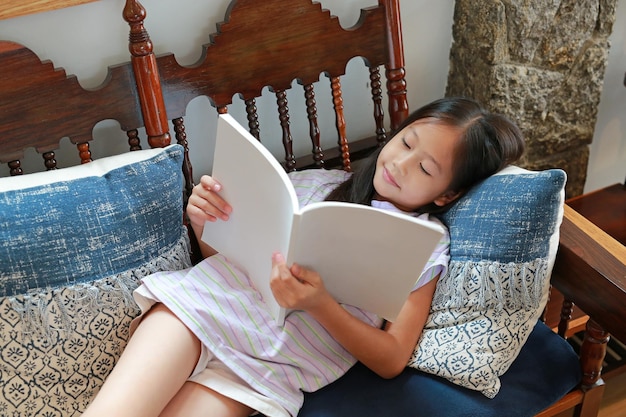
[
  {"xmin": 0, "ymin": 145, "xmax": 192, "ymax": 414},
  {"xmin": 0, "ymin": 145, "xmax": 187, "ymax": 296},
  {"xmin": 408, "ymin": 166, "xmax": 566, "ymax": 398}
]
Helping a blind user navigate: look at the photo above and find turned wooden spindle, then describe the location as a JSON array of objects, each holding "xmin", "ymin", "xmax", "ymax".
[
  {"xmin": 369, "ymin": 67, "xmax": 386, "ymax": 146},
  {"xmin": 172, "ymin": 117, "xmax": 195, "ymax": 202},
  {"xmin": 557, "ymin": 298, "xmax": 574, "ymax": 338},
  {"xmin": 244, "ymin": 99, "xmax": 261, "ymax": 140},
  {"xmin": 126, "ymin": 129, "xmax": 142, "ymax": 151},
  {"xmin": 330, "ymin": 77, "xmax": 351, "ymax": 172},
  {"xmin": 76, "ymin": 142, "xmax": 93, "ymax": 164},
  {"xmin": 276, "ymin": 90, "xmax": 296, "ymax": 172},
  {"xmin": 43, "ymin": 151, "xmax": 57, "ymax": 170},
  {"xmin": 304, "ymin": 83, "xmax": 324, "ymax": 168},
  {"xmin": 579, "ymin": 319, "xmax": 610, "ymax": 388},
  {"xmin": 76, "ymin": 142, "xmax": 92, "ymax": 163},
  {"xmin": 8, "ymin": 160, "xmax": 23, "ymax": 176},
  {"xmin": 123, "ymin": 0, "xmax": 170, "ymax": 149}
]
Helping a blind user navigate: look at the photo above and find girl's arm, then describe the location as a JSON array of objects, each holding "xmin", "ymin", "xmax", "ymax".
[
  {"xmin": 186, "ymin": 175, "xmax": 232, "ymax": 259},
  {"xmin": 270, "ymin": 253, "xmax": 436, "ymax": 379}
]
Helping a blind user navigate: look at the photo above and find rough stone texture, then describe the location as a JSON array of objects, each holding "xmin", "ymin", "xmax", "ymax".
[{"xmin": 446, "ymin": 0, "xmax": 617, "ymax": 198}]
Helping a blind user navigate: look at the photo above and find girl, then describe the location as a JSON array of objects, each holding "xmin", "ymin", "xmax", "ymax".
[{"xmin": 83, "ymin": 97, "xmax": 525, "ymax": 417}]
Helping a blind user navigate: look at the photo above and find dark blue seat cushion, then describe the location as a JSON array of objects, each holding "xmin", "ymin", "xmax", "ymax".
[{"xmin": 298, "ymin": 320, "xmax": 581, "ymax": 417}]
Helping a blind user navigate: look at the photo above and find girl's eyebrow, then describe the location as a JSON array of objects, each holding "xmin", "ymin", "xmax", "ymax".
[{"xmin": 411, "ymin": 126, "xmax": 442, "ymax": 173}]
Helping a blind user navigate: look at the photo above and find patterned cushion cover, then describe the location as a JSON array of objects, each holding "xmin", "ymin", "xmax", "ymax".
[
  {"xmin": 407, "ymin": 166, "xmax": 566, "ymax": 398},
  {"xmin": 0, "ymin": 145, "xmax": 192, "ymax": 415}
]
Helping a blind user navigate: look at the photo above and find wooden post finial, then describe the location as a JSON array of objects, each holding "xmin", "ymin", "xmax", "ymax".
[{"xmin": 123, "ymin": 0, "xmax": 171, "ymax": 148}]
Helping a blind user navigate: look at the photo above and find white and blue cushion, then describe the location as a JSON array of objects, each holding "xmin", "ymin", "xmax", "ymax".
[
  {"xmin": 408, "ymin": 166, "xmax": 567, "ymax": 397},
  {"xmin": 0, "ymin": 145, "xmax": 192, "ymax": 415}
]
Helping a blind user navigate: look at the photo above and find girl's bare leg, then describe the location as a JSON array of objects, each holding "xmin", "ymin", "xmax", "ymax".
[
  {"xmin": 161, "ymin": 381, "xmax": 254, "ymax": 417},
  {"xmin": 83, "ymin": 303, "xmax": 202, "ymax": 417}
]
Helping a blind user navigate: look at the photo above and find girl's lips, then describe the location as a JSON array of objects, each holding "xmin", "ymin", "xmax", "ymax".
[{"xmin": 383, "ymin": 167, "xmax": 399, "ymax": 188}]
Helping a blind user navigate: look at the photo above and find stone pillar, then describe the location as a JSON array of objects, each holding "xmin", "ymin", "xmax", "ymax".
[{"xmin": 446, "ymin": 0, "xmax": 617, "ymax": 197}]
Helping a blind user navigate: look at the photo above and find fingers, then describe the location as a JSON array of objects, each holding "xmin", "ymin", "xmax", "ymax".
[
  {"xmin": 198, "ymin": 175, "xmax": 222, "ymax": 193},
  {"xmin": 270, "ymin": 253, "xmax": 299, "ymax": 308},
  {"xmin": 270, "ymin": 253, "xmax": 325, "ymax": 311},
  {"xmin": 271, "ymin": 253, "xmax": 304, "ymax": 284},
  {"xmin": 187, "ymin": 175, "xmax": 232, "ymax": 226},
  {"xmin": 272, "ymin": 252, "xmax": 286, "ymax": 264},
  {"xmin": 271, "ymin": 253, "xmax": 318, "ymax": 286},
  {"xmin": 270, "ymin": 253, "xmax": 293, "ymax": 286},
  {"xmin": 289, "ymin": 263, "xmax": 310, "ymax": 284}
]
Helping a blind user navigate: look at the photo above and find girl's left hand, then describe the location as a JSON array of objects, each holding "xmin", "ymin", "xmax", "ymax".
[{"xmin": 270, "ymin": 253, "xmax": 331, "ymax": 312}]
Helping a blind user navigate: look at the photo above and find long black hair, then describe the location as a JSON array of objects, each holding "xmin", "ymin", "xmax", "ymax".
[{"xmin": 325, "ymin": 97, "xmax": 525, "ymax": 213}]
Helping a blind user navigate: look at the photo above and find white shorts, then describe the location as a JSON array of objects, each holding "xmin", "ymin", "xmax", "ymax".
[{"xmin": 132, "ymin": 287, "xmax": 290, "ymax": 417}]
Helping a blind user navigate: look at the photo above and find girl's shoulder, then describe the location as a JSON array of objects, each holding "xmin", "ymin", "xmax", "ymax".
[
  {"xmin": 288, "ymin": 168, "xmax": 351, "ymax": 184},
  {"xmin": 288, "ymin": 169, "xmax": 351, "ymax": 206},
  {"xmin": 417, "ymin": 212, "xmax": 447, "ymax": 230}
]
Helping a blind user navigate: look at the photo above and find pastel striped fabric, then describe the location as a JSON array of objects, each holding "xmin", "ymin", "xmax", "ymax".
[{"xmin": 137, "ymin": 169, "xmax": 450, "ymax": 416}]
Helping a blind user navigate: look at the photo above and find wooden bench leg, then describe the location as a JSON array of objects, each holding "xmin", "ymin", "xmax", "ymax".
[{"xmin": 573, "ymin": 319, "xmax": 609, "ymax": 417}]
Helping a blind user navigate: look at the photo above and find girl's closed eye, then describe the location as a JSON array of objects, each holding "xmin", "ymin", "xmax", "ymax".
[
  {"xmin": 402, "ymin": 137, "xmax": 411, "ymax": 149},
  {"xmin": 420, "ymin": 163, "xmax": 431, "ymax": 176}
]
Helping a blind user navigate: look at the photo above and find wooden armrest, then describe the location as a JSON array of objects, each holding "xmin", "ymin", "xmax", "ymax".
[{"xmin": 552, "ymin": 204, "xmax": 626, "ymax": 342}]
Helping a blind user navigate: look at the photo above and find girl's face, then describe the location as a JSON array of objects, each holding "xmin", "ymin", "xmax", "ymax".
[{"xmin": 373, "ymin": 119, "xmax": 461, "ymax": 212}]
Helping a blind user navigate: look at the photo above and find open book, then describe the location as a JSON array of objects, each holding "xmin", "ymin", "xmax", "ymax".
[{"xmin": 202, "ymin": 114, "xmax": 445, "ymax": 326}]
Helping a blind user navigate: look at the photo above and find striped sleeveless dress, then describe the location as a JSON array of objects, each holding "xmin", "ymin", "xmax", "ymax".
[{"xmin": 133, "ymin": 169, "xmax": 450, "ymax": 416}]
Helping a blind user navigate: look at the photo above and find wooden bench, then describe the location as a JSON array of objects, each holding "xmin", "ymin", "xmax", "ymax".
[{"xmin": 1, "ymin": 1, "xmax": 624, "ymax": 416}]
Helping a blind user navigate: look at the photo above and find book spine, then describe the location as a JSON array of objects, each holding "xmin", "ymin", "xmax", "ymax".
[{"xmin": 276, "ymin": 212, "xmax": 303, "ymax": 326}]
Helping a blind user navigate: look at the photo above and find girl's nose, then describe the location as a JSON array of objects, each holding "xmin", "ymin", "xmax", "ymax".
[{"xmin": 394, "ymin": 153, "xmax": 412, "ymax": 174}]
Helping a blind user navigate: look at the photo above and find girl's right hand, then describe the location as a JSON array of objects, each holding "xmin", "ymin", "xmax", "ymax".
[
  {"xmin": 186, "ymin": 175, "xmax": 232, "ymax": 229},
  {"xmin": 270, "ymin": 253, "xmax": 332, "ymax": 314}
]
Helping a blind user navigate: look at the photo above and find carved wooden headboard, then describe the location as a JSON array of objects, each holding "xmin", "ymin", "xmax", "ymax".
[{"xmin": 155, "ymin": 0, "xmax": 407, "ymax": 175}]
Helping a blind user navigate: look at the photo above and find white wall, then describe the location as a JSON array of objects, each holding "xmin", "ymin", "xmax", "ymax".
[
  {"xmin": 585, "ymin": 0, "xmax": 626, "ymax": 192},
  {"xmin": 1, "ymin": 0, "xmax": 624, "ymax": 193}
]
